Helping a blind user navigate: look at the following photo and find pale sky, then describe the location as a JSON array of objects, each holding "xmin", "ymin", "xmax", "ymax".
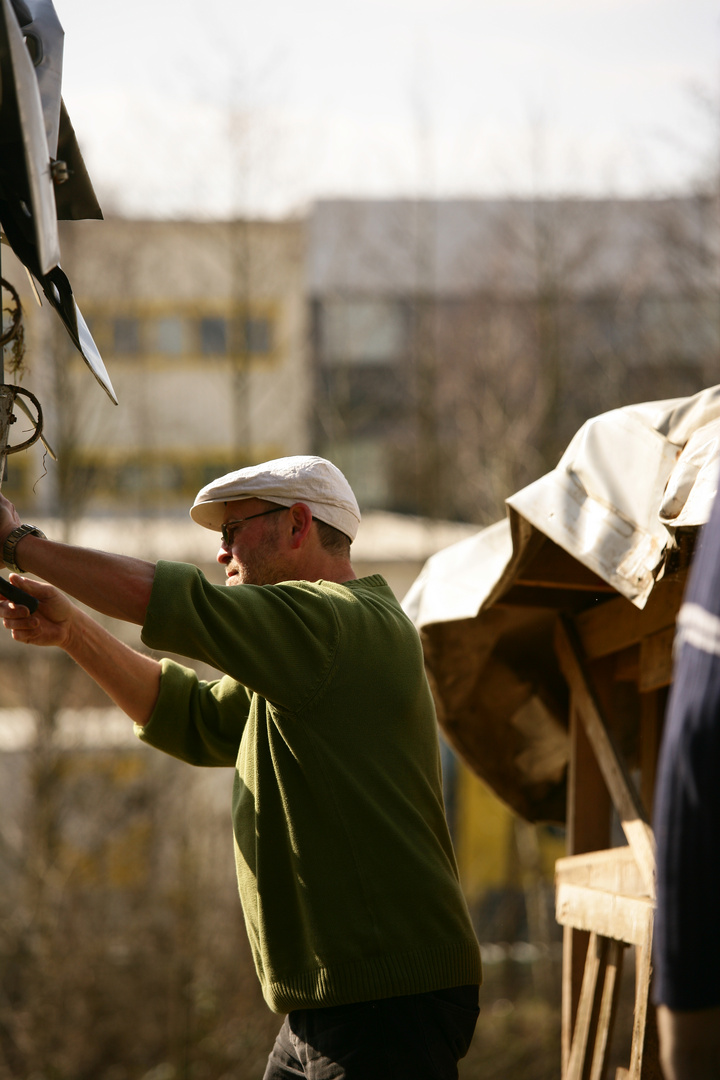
[{"xmin": 53, "ymin": 0, "xmax": 720, "ymax": 218}]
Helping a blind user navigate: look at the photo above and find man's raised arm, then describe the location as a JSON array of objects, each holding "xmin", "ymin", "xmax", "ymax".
[
  {"xmin": 0, "ymin": 491, "xmax": 155, "ymax": 625},
  {"xmin": 0, "ymin": 575, "xmax": 161, "ymax": 726}
]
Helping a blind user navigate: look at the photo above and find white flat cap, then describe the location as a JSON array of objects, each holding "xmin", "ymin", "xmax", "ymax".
[{"xmin": 190, "ymin": 455, "xmax": 361, "ymax": 541}]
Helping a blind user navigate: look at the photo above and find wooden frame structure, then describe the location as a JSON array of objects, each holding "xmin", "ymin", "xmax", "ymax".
[
  {"xmin": 418, "ymin": 532, "xmax": 688, "ymax": 1076},
  {"xmin": 409, "ymin": 392, "xmax": 720, "ymax": 1079},
  {"xmin": 552, "ymin": 576, "xmax": 684, "ymax": 1079}
]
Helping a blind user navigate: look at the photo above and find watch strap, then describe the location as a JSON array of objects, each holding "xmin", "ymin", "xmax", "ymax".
[{"xmin": 2, "ymin": 524, "xmax": 46, "ymax": 574}]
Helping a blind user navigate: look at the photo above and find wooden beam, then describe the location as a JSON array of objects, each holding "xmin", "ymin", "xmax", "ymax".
[
  {"xmin": 589, "ymin": 939, "xmax": 625, "ymax": 1080},
  {"xmin": 628, "ymin": 921, "xmax": 654, "ymax": 1079},
  {"xmin": 562, "ymin": 698, "xmax": 612, "ymax": 1072},
  {"xmin": 563, "ymin": 925, "xmax": 578, "ymax": 1078},
  {"xmin": 566, "ymin": 699, "xmax": 613, "ymax": 861},
  {"xmin": 556, "ymin": 847, "xmax": 646, "ymax": 899},
  {"xmin": 516, "ymin": 578, "xmax": 616, "ymax": 593},
  {"xmin": 555, "ymin": 617, "xmax": 656, "ymax": 899},
  {"xmin": 517, "ymin": 536, "xmax": 617, "ymax": 591},
  {"xmin": 575, "ymin": 577, "xmax": 685, "ymax": 661},
  {"xmin": 498, "ymin": 586, "xmax": 612, "ymax": 612},
  {"xmin": 639, "ymin": 629, "xmax": 675, "ymax": 692},
  {"xmin": 566, "ymin": 933, "xmax": 606, "ymax": 1080},
  {"xmin": 614, "ymin": 645, "xmax": 640, "ymax": 683},
  {"xmin": 556, "ymin": 882, "xmax": 654, "ymax": 947}
]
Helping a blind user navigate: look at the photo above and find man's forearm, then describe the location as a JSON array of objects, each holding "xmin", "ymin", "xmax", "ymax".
[
  {"xmin": 5, "ymin": 533, "xmax": 155, "ymax": 624},
  {"xmin": 64, "ymin": 606, "xmax": 162, "ymax": 725}
]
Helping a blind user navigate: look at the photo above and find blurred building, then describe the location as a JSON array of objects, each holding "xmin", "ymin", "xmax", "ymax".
[
  {"xmin": 4, "ymin": 196, "xmax": 719, "ymax": 529},
  {"xmin": 2, "ymin": 216, "xmax": 309, "ymax": 517},
  {"xmin": 308, "ymin": 197, "xmax": 720, "ymax": 523}
]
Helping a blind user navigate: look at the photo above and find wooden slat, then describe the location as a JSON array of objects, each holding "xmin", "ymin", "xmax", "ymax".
[
  {"xmin": 555, "ymin": 617, "xmax": 656, "ymax": 899},
  {"xmin": 563, "ymin": 699, "xmax": 612, "ymax": 1073},
  {"xmin": 562, "ymin": 924, "xmax": 576, "ymax": 1077},
  {"xmin": 566, "ymin": 699, "xmax": 613, "ymax": 868},
  {"xmin": 575, "ymin": 577, "xmax": 685, "ymax": 661},
  {"xmin": 499, "ymin": 586, "xmax": 613, "ymax": 611},
  {"xmin": 614, "ymin": 645, "xmax": 640, "ymax": 683},
  {"xmin": 556, "ymin": 882, "xmax": 653, "ymax": 946},
  {"xmin": 517, "ymin": 537, "xmax": 618, "ymax": 591},
  {"xmin": 566, "ymin": 933, "xmax": 606, "ymax": 1080},
  {"xmin": 589, "ymin": 939, "xmax": 624, "ymax": 1080},
  {"xmin": 639, "ymin": 628, "xmax": 675, "ymax": 692},
  {"xmin": 628, "ymin": 921, "xmax": 654, "ymax": 1079},
  {"xmin": 516, "ymin": 577, "xmax": 616, "ymax": 592}
]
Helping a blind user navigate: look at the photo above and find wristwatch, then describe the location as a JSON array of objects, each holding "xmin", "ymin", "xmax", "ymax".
[{"xmin": 2, "ymin": 524, "xmax": 46, "ymax": 573}]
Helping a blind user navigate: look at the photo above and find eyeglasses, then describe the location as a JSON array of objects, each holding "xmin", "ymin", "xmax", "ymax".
[{"xmin": 220, "ymin": 506, "xmax": 286, "ymax": 547}]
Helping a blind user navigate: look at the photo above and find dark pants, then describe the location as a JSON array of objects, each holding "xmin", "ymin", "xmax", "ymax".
[{"xmin": 262, "ymin": 984, "xmax": 480, "ymax": 1080}]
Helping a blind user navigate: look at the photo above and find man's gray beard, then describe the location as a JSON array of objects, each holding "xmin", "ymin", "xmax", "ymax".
[{"xmin": 227, "ymin": 551, "xmax": 292, "ymax": 587}]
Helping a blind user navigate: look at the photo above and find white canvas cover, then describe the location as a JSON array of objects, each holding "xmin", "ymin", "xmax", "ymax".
[{"xmin": 403, "ymin": 385, "xmax": 720, "ymax": 821}]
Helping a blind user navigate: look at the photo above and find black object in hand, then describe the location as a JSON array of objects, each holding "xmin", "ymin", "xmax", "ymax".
[{"xmin": 0, "ymin": 575, "xmax": 39, "ymax": 613}]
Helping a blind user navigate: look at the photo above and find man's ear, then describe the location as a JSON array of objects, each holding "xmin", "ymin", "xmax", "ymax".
[{"xmin": 287, "ymin": 503, "xmax": 313, "ymax": 548}]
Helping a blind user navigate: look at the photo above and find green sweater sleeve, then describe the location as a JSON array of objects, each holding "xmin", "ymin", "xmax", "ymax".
[
  {"xmin": 141, "ymin": 561, "xmax": 340, "ymax": 711},
  {"xmin": 136, "ymin": 659, "xmax": 251, "ymax": 767}
]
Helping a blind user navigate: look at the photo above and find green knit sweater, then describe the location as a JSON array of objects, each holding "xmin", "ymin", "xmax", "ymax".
[{"xmin": 138, "ymin": 561, "xmax": 481, "ymax": 1013}]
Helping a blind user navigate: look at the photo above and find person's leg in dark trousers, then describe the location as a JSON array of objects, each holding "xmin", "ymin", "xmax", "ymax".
[{"xmin": 263, "ymin": 985, "xmax": 479, "ymax": 1080}]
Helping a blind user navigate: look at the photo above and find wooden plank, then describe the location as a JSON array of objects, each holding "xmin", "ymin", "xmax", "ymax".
[
  {"xmin": 499, "ymin": 586, "xmax": 613, "ymax": 612},
  {"xmin": 614, "ymin": 645, "xmax": 640, "ymax": 683},
  {"xmin": 555, "ymin": 617, "xmax": 656, "ymax": 899},
  {"xmin": 556, "ymin": 847, "xmax": 647, "ymax": 898},
  {"xmin": 517, "ymin": 537, "xmax": 618, "ymax": 592},
  {"xmin": 575, "ymin": 577, "xmax": 685, "ymax": 661},
  {"xmin": 563, "ymin": 699, "xmax": 612, "ymax": 1073},
  {"xmin": 589, "ymin": 939, "xmax": 625, "ymax": 1080},
  {"xmin": 566, "ymin": 698, "xmax": 613, "ymax": 864},
  {"xmin": 566, "ymin": 933, "xmax": 606, "ymax": 1080},
  {"xmin": 556, "ymin": 882, "xmax": 654, "ymax": 946},
  {"xmin": 639, "ymin": 628, "xmax": 675, "ymax": 692},
  {"xmin": 562, "ymin": 924, "xmax": 576, "ymax": 1078},
  {"xmin": 628, "ymin": 921, "xmax": 654, "ymax": 1079},
  {"xmin": 515, "ymin": 578, "xmax": 616, "ymax": 592}
]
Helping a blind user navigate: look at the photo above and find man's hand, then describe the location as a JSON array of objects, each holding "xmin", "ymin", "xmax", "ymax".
[
  {"xmin": 0, "ymin": 491, "xmax": 22, "ymax": 558},
  {"xmin": 0, "ymin": 574, "xmax": 75, "ymax": 648}
]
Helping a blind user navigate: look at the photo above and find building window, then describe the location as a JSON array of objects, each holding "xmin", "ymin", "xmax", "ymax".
[
  {"xmin": 244, "ymin": 317, "xmax": 272, "ymax": 354},
  {"xmin": 154, "ymin": 316, "xmax": 185, "ymax": 355},
  {"xmin": 113, "ymin": 317, "xmax": 140, "ymax": 355},
  {"xmin": 320, "ymin": 299, "xmax": 406, "ymax": 364},
  {"xmin": 200, "ymin": 317, "xmax": 228, "ymax": 355},
  {"xmin": 319, "ymin": 364, "xmax": 407, "ymax": 437}
]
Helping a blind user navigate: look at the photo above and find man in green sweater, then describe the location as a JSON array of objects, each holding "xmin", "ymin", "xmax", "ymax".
[{"xmin": 0, "ymin": 455, "xmax": 481, "ymax": 1079}]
